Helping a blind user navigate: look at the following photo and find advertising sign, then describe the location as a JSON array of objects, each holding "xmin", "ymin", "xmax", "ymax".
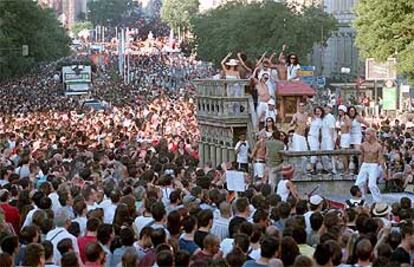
[
  {"xmin": 298, "ymin": 66, "xmax": 316, "ymax": 86},
  {"xmin": 382, "ymin": 87, "xmax": 397, "ymax": 110},
  {"xmin": 365, "ymin": 58, "xmax": 397, "ymax": 81}
]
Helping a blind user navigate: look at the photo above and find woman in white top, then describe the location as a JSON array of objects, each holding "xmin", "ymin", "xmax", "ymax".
[
  {"xmin": 348, "ymin": 106, "xmax": 370, "ymax": 149},
  {"xmin": 308, "ymin": 106, "xmax": 324, "ymax": 174},
  {"xmin": 286, "ymin": 53, "xmax": 301, "ymax": 81},
  {"xmin": 276, "ymin": 164, "xmax": 298, "ymax": 202}
]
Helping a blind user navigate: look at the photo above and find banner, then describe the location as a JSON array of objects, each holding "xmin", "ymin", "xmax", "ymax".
[
  {"xmin": 382, "ymin": 87, "xmax": 397, "ymax": 110},
  {"xmin": 365, "ymin": 58, "xmax": 397, "ymax": 81}
]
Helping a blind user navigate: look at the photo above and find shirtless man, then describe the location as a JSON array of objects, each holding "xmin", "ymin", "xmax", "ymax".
[
  {"xmin": 338, "ymin": 105, "xmax": 352, "ymax": 173},
  {"xmin": 251, "ymin": 132, "xmax": 267, "ymax": 182},
  {"xmin": 354, "ymin": 128, "xmax": 385, "ymax": 203},
  {"xmin": 252, "ymin": 68, "xmax": 271, "ymax": 127},
  {"xmin": 289, "ymin": 102, "xmax": 309, "ymax": 152}
]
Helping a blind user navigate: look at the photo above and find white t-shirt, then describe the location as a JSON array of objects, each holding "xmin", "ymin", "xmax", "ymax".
[
  {"xmin": 134, "ymin": 215, "xmax": 154, "ymax": 236},
  {"xmin": 322, "ymin": 113, "xmax": 337, "ymax": 141},
  {"xmin": 46, "ymin": 227, "xmax": 79, "ymax": 265},
  {"xmin": 235, "ymin": 141, "xmax": 249, "ymax": 164},
  {"xmin": 264, "ymin": 107, "xmax": 277, "ymax": 122},
  {"xmin": 287, "ymin": 64, "xmax": 301, "ymax": 81},
  {"xmin": 72, "ymin": 216, "xmax": 87, "ymax": 236}
]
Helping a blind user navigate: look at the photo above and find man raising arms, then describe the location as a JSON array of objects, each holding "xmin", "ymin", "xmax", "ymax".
[{"xmin": 354, "ymin": 128, "xmax": 385, "ymax": 203}]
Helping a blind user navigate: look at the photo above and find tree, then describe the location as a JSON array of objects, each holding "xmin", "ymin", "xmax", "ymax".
[
  {"xmin": 88, "ymin": 0, "xmax": 143, "ymax": 27},
  {"xmin": 161, "ymin": 0, "xmax": 200, "ymax": 38},
  {"xmin": 71, "ymin": 21, "xmax": 93, "ymax": 37},
  {"xmin": 354, "ymin": 0, "xmax": 414, "ymax": 81},
  {"xmin": 0, "ymin": 0, "xmax": 70, "ymax": 80},
  {"xmin": 190, "ymin": 1, "xmax": 336, "ymax": 66}
]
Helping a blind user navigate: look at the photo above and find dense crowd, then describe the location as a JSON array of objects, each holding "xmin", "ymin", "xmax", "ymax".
[{"xmin": 0, "ymin": 40, "xmax": 414, "ymax": 267}]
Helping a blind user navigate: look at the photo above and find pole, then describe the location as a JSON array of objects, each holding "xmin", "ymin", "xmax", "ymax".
[{"xmin": 102, "ymin": 26, "xmax": 105, "ymax": 43}]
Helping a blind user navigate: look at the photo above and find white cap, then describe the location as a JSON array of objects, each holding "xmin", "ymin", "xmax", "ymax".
[
  {"xmin": 268, "ymin": 99, "xmax": 275, "ymax": 106},
  {"xmin": 309, "ymin": 195, "xmax": 324, "ymax": 206},
  {"xmin": 338, "ymin": 105, "xmax": 347, "ymax": 113}
]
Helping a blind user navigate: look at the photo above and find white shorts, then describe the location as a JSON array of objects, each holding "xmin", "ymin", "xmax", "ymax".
[
  {"xmin": 257, "ymin": 102, "xmax": 268, "ymax": 121},
  {"xmin": 254, "ymin": 162, "xmax": 265, "ymax": 178},
  {"xmin": 292, "ymin": 134, "xmax": 308, "ymax": 151},
  {"xmin": 350, "ymin": 134, "xmax": 362, "ymax": 145},
  {"xmin": 340, "ymin": 133, "xmax": 351, "ymax": 149}
]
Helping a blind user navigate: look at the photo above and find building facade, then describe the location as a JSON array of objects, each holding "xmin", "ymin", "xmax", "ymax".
[{"xmin": 309, "ymin": 0, "xmax": 360, "ymax": 80}]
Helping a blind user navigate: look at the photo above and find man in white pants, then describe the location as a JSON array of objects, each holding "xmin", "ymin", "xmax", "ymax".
[
  {"xmin": 321, "ymin": 104, "xmax": 337, "ymax": 173},
  {"xmin": 338, "ymin": 105, "xmax": 352, "ymax": 174},
  {"xmin": 355, "ymin": 128, "xmax": 384, "ymax": 203}
]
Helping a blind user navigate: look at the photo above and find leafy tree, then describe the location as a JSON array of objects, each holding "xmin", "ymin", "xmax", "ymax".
[
  {"xmin": 354, "ymin": 0, "xmax": 414, "ymax": 81},
  {"xmin": 71, "ymin": 21, "xmax": 93, "ymax": 37},
  {"xmin": 190, "ymin": 1, "xmax": 336, "ymax": 66},
  {"xmin": 0, "ymin": 0, "xmax": 70, "ymax": 80},
  {"xmin": 88, "ymin": 0, "xmax": 143, "ymax": 27},
  {"xmin": 161, "ymin": 0, "xmax": 200, "ymax": 36}
]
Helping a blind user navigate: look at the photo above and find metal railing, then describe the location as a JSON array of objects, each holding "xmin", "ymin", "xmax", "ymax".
[{"xmin": 280, "ymin": 149, "xmax": 362, "ymax": 180}]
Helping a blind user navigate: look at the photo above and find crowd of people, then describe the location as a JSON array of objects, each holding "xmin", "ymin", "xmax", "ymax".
[{"xmin": 0, "ymin": 36, "xmax": 414, "ymax": 267}]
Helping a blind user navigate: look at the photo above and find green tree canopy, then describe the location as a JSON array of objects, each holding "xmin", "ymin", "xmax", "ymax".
[
  {"xmin": 355, "ymin": 0, "xmax": 414, "ymax": 81},
  {"xmin": 161, "ymin": 0, "xmax": 200, "ymax": 33},
  {"xmin": 190, "ymin": 1, "xmax": 337, "ymax": 66},
  {"xmin": 88, "ymin": 0, "xmax": 143, "ymax": 27},
  {"xmin": 0, "ymin": 0, "xmax": 70, "ymax": 80},
  {"xmin": 71, "ymin": 21, "xmax": 93, "ymax": 37}
]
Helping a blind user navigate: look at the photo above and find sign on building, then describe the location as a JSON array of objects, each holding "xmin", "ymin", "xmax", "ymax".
[
  {"xmin": 298, "ymin": 66, "xmax": 316, "ymax": 86},
  {"xmin": 365, "ymin": 58, "xmax": 397, "ymax": 81}
]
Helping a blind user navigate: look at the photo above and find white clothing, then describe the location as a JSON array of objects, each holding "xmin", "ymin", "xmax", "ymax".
[
  {"xmin": 22, "ymin": 206, "xmax": 39, "ymax": 228},
  {"xmin": 340, "ymin": 133, "xmax": 351, "ymax": 148},
  {"xmin": 72, "ymin": 216, "xmax": 87, "ymax": 236},
  {"xmin": 308, "ymin": 118, "xmax": 322, "ymax": 164},
  {"xmin": 321, "ymin": 114, "xmax": 336, "ymax": 150},
  {"xmin": 276, "ymin": 180, "xmax": 290, "ymax": 202},
  {"xmin": 235, "ymin": 141, "xmax": 249, "ymax": 164},
  {"xmin": 15, "ymin": 165, "xmax": 30, "ymax": 178},
  {"xmin": 46, "ymin": 227, "xmax": 79, "ymax": 265},
  {"xmin": 264, "ymin": 107, "xmax": 277, "ymax": 123},
  {"xmin": 253, "ymin": 162, "xmax": 265, "ymax": 178},
  {"xmin": 350, "ymin": 119, "xmax": 363, "ymax": 145},
  {"xmin": 49, "ymin": 192, "xmax": 62, "ymax": 214},
  {"xmin": 355, "ymin": 163, "xmax": 382, "ymax": 203},
  {"xmin": 304, "ymin": 211, "xmax": 314, "ymax": 234},
  {"xmin": 287, "ymin": 64, "xmax": 301, "ymax": 80},
  {"xmin": 100, "ymin": 201, "xmax": 117, "ymax": 224},
  {"xmin": 292, "ymin": 133, "xmax": 308, "ymax": 151},
  {"xmin": 87, "ymin": 202, "xmax": 99, "ymax": 212},
  {"xmin": 256, "ymin": 102, "xmax": 268, "ymax": 124},
  {"xmin": 249, "ymin": 248, "xmax": 261, "ymax": 261},
  {"xmin": 220, "ymin": 238, "xmax": 234, "ymax": 257},
  {"xmin": 211, "ymin": 216, "xmax": 230, "ymax": 241},
  {"xmin": 134, "ymin": 216, "xmax": 154, "ymax": 236}
]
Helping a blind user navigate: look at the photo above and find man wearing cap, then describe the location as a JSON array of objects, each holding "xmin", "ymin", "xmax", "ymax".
[
  {"xmin": 259, "ymin": 98, "xmax": 277, "ymax": 128},
  {"xmin": 304, "ymin": 195, "xmax": 324, "ymax": 234},
  {"xmin": 355, "ymin": 128, "xmax": 384, "ymax": 203},
  {"xmin": 338, "ymin": 105, "xmax": 352, "ymax": 173},
  {"xmin": 321, "ymin": 104, "xmax": 337, "ymax": 173}
]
